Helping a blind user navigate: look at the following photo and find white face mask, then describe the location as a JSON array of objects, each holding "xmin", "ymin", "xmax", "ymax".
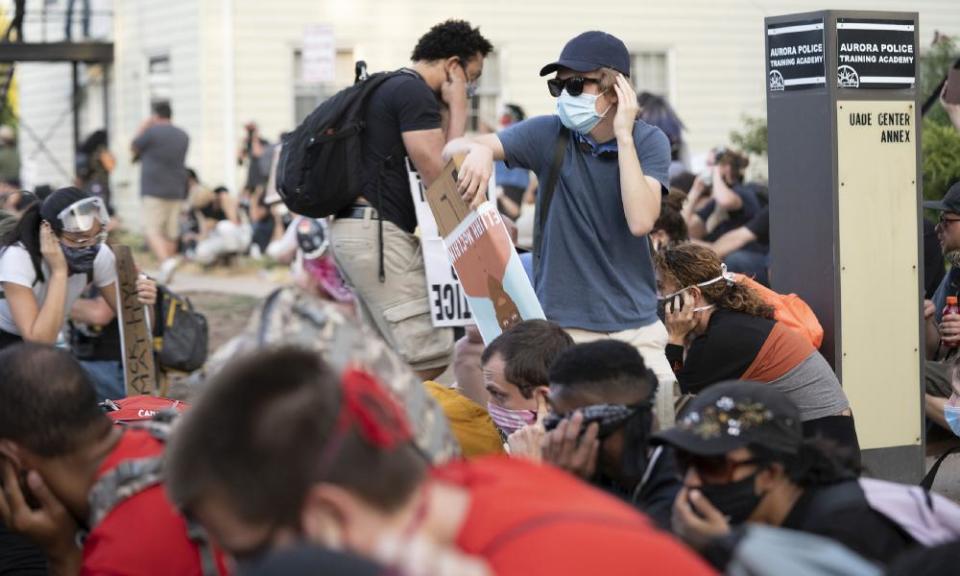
[{"xmin": 659, "ymin": 264, "xmax": 737, "ymax": 312}]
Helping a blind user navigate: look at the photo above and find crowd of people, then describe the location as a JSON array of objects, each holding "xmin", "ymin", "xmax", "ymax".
[{"xmin": 1, "ymin": 17, "xmax": 960, "ymax": 576}]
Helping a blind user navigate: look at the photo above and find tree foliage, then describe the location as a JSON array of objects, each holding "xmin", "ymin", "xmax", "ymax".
[{"xmin": 730, "ymin": 114, "xmax": 768, "ymax": 157}]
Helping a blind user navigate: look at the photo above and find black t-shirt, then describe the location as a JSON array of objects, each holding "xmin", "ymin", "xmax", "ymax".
[
  {"xmin": 70, "ymin": 286, "xmax": 121, "ymax": 362},
  {"xmin": 783, "ymin": 481, "xmax": 916, "ymax": 565},
  {"xmin": 924, "ymin": 218, "xmax": 946, "ymax": 299},
  {"xmin": 745, "ymin": 206, "xmax": 770, "ymax": 246},
  {"xmin": 633, "ymin": 445, "xmax": 682, "ymax": 531},
  {"xmin": 360, "ymin": 71, "xmax": 441, "ymax": 233},
  {"xmin": 697, "ymin": 183, "xmax": 764, "ymax": 248},
  {"xmin": 199, "ymin": 193, "xmax": 228, "ymax": 222},
  {"xmin": 678, "ymin": 309, "xmax": 774, "ymax": 394}
]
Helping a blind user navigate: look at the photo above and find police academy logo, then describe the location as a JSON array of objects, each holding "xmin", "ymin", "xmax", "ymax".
[
  {"xmin": 837, "ymin": 65, "xmax": 860, "ymax": 88},
  {"xmin": 768, "ymin": 70, "xmax": 785, "ymax": 91}
]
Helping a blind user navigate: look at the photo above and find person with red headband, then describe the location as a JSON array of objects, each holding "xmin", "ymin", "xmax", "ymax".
[{"xmin": 165, "ymin": 346, "xmax": 716, "ymax": 575}]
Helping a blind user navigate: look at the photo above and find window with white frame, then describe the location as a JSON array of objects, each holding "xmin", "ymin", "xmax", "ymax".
[
  {"xmin": 468, "ymin": 51, "xmax": 500, "ymax": 133},
  {"xmin": 631, "ymin": 51, "xmax": 669, "ymax": 98},
  {"xmin": 293, "ymin": 48, "xmax": 355, "ymax": 124},
  {"xmin": 147, "ymin": 55, "xmax": 171, "ymax": 108}
]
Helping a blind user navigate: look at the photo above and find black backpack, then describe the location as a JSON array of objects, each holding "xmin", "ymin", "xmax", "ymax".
[
  {"xmin": 154, "ymin": 287, "xmax": 208, "ymax": 373},
  {"xmin": 276, "ymin": 63, "xmax": 410, "ymax": 217}
]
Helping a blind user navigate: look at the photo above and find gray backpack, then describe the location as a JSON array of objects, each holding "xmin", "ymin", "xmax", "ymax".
[{"xmin": 84, "ymin": 411, "xmax": 219, "ymax": 576}]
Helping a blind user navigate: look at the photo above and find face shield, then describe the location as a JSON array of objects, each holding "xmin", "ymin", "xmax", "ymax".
[{"xmin": 55, "ymin": 196, "xmax": 109, "ymax": 234}]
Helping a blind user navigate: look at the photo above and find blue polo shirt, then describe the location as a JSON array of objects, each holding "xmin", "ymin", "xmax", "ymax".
[{"xmin": 498, "ymin": 115, "xmax": 670, "ymax": 332}]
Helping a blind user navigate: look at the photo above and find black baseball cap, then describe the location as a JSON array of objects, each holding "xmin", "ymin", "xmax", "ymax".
[
  {"xmin": 539, "ymin": 31, "xmax": 631, "ymax": 77},
  {"xmin": 652, "ymin": 381, "xmax": 803, "ymax": 457},
  {"xmin": 924, "ymin": 181, "xmax": 960, "ymax": 213}
]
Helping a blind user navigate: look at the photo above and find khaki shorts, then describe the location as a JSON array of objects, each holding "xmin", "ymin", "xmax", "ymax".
[
  {"xmin": 143, "ymin": 196, "xmax": 182, "ymax": 241},
  {"xmin": 330, "ymin": 212, "xmax": 454, "ymax": 372},
  {"xmin": 567, "ymin": 321, "xmax": 678, "ymax": 428}
]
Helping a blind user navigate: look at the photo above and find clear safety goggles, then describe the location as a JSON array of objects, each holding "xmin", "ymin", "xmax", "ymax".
[{"xmin": 56, "ymin": 196, "xmax": 109, "ymax": 234}]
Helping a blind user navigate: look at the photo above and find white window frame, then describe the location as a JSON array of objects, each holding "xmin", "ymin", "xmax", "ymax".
[
  {"xmin": 468, "ymin": 50, "xmax": 500, "ymax": 133},
  {"xmin": 146, "ymin": 53, "xmax": 172, "ymax": 109},
  {"xmin": 292, "ymin": 47, "xmax": 354, "ymax": 124},
  {"xmin": 628, "ymin": 46, "xmax": 676, "ymax": 104}
]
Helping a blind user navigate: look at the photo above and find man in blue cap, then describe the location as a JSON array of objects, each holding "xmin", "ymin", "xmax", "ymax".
[
  {"xmin": 921, "ymin": 180, "xmax": 960, "ymax": 432},
  {"xmin": 444, "ymin": 31, "xmax": 676, "ymax": 425}
]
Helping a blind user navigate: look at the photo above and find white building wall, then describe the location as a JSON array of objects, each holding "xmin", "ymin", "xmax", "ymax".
[
  {"xmin": 224, "ymin": 0, "xmax": 960, "ymax": 175},
  {"xmin": 15, "ymin": 0, "xmax": 960, "ymax": 223},
  {"xmin": 16, "ymin": 0, "xmax": 115, "ymax": 190},
  {"xmin": 112, "ymin": 0, "xmax": 203, "ymax": 223}
]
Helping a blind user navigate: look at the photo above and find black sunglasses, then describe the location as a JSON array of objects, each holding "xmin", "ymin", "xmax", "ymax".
[
  {"xmin": 547, "ymin": 76, "xmax": 600, "ymax": 97},
  {"xmin": 674, "ymin": 453, "xmax": 764, "ymax": 480}
]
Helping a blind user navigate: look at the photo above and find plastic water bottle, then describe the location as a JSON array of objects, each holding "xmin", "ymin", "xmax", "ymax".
[{"xmin": 945, "ymin": 296, "xmax": 960, "ymax": 348}]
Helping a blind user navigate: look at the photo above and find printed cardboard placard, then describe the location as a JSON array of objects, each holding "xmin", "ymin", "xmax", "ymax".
[
  {"xmin": 424, "ymin": 157, "xmax": 544, "ymax": 343},
  {"xmin": 113, "ymin": 244, "xmax": 156, "ymax": 396},
  {"xmin": 409, "ymin": 158, "xmax": 495, "ymax": 327}
]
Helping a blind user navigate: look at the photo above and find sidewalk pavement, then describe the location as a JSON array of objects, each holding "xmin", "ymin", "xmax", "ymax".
[{"xmin": 165, "ymin": 271, "xmax": 284, "ymax": 298}]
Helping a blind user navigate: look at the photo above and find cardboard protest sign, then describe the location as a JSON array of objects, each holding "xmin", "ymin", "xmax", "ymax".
[
  {"xmin": 409, "ymin": 158, "xmax": 497, "ymax": 328},
  {"xmin": 112, "ymin": 245, "xmax": 156, "ymax": 395},
  {"xmin": 425, "ymin": 157, "xmax": 544, "ymax": 343}
]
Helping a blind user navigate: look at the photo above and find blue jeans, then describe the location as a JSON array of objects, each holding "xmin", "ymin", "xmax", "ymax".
[
  {"xmin": 725, "ymin": 249, "xmax": 769, "ymax": 286},
  {"xmin": 80, "ymin": 360, "xmax": 125, "ymax": 402}
]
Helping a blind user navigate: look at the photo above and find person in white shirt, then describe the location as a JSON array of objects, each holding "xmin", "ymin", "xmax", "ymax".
[{"xmin": 0, "ymin": 187, "xmax": 155, "ymax": 349}]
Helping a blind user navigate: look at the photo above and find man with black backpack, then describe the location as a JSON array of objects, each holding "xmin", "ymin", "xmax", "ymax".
[
  {"xmin": 443, "ymin": 31, "xmax": 677, "ymax": 425},
  {"xmin": 327, "ymin": 20, "xmax": 491, "ymax": 380}
]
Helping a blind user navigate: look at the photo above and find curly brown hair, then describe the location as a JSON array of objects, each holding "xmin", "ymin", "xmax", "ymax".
[{"xmin": 655, "ymin": 244, "xmax": 774, "ymax": 319}]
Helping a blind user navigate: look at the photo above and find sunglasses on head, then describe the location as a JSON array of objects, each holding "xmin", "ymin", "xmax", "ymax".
[{"xmin": 547, "ymin": 76, "xmax": 600, "ymax": 97}]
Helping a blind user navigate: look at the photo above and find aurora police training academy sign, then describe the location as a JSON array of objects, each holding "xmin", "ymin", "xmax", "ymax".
[
  {"xmin": 837, "ymin": 19, "xmax": 915, "ymax": 89},
  {"xmin": 767, "ymin": 19, "xmax": 825, "ymax": 92}
]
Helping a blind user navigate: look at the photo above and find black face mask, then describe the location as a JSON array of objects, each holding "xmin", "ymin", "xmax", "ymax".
[
  {"xmin": 62, "ymin": 244, "xmax": 99, "ymax": 275},
  {"xmin": 696, "ymin": 470, "xmax": 765, "ymax": 525}
]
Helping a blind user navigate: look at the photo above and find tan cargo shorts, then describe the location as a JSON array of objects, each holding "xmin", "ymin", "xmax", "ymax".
[
  {"xmin": 142, "ymin": 196, "xmax": 183, "ymax": 241},
  {"xmin": 330, "ymin": 210, "xmax": 454, "ymax": 372}
]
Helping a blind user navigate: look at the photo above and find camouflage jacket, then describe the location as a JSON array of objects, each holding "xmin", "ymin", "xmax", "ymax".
[{"xmin": 198, "ymin": 286, "xmax": 459, "ymax": 462}]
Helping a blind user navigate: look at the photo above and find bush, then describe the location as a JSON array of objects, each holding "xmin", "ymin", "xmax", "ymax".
[
  {"xmin": 730, "ymin": 115, "xmax": 768, "ymax": 157},
  {"xmin": 919, "ymin": 36, "xmax": 958, "ymax": 130},
  {"xmin": 920, "ymin": 36, "xmax": 960, "ymax": 202},
  {"xmin": 922, "ymin": 120, "xmax": 960, "ymax": 201}
]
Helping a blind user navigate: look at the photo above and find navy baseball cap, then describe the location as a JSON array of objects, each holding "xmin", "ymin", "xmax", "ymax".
[
  {"xmin": 540, "ymin": 31, "xmax": 631, "ymax": 77},
  {"xmin": 924, "ymin": 181, "xmax": 960, "ymax": 213}
]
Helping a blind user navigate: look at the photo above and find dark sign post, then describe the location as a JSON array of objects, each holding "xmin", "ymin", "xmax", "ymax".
[{"xmin": 766, "ymin": 11, "xmax": 923, "ymax": 483}]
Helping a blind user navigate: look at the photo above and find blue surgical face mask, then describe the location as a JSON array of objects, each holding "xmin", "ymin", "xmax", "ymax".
[
  {"xmin": 557, "ymin": 89, "xmax": 609, "ymax": 135},
  {"xmin": 945, "ymin": 405, "xmax": 960, "ymax": 438}
]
